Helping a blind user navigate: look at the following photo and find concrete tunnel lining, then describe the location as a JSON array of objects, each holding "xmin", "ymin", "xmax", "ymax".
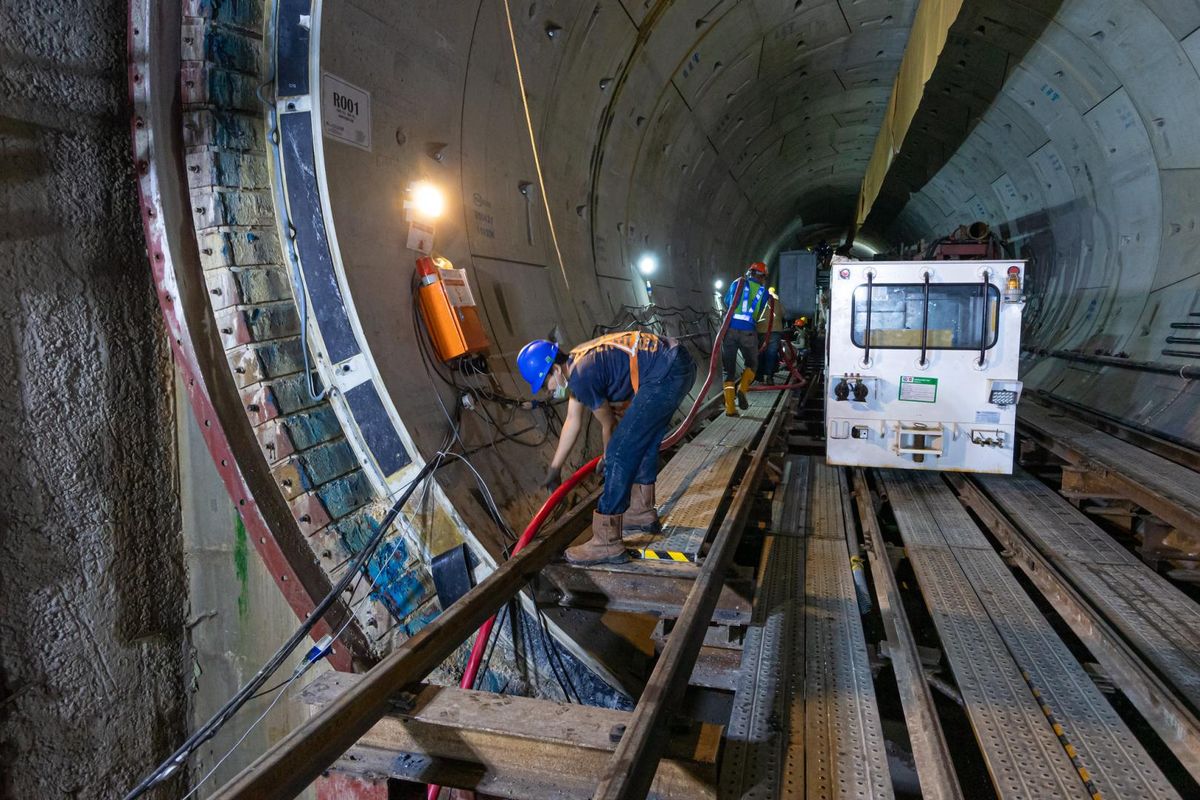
[{"xmin": 143, "ymin": 0, "xmax": 1200, "ymax": 705}]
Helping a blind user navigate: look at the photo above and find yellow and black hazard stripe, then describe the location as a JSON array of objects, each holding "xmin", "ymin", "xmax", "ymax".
[
  {"xmin": 1020, "ymin": 668, "xmax": 1103, "ymax": 800},
  {"xmin": 629, "ymin": 546, "xmax": 696, "ymax": 563}
]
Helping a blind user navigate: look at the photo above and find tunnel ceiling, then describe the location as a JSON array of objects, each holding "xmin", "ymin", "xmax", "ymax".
[{"xmin": 591, "ymin": 0, "xmax": 920, "ymax": 266}]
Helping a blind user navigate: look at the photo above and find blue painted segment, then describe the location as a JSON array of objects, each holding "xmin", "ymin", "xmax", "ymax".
[
  {"xmin": 203, "ymin": 26, "xmax": 260, "ymax": 72},
  {"xmin": 297, "ymin": 439, "xmax": 358, "ymax": 485},
  {"xmin": 281, "ymin": 406, "xmax": 342, "ymax": 450},
  {"xmin": 345, "ymin": 382, "xmax": 411, "ymax": 477},
  {"xmin": 279, "ymin": 112, "xmax": 361, "ymax": 364},
  {"xmin": 276, "ymin": 0, "xmax": 311, "ymax": 96},
  {"xmin": 316, "ymin": 471, "xmax": 373, "ymax": 518}
]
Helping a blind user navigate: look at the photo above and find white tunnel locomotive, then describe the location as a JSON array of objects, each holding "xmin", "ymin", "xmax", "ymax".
[{"xmin": 825, "ymin": 260, "xmax": 1026, "ymax": 474}]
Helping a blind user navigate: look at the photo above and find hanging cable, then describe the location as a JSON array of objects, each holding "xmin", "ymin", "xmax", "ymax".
[
  {"xmin": 501, "ymin": 0, "xmax": 570, "ymax": 290},
  {"xmin": 125, "ymin": 455, "xmax": 444, "ymax": 799}
]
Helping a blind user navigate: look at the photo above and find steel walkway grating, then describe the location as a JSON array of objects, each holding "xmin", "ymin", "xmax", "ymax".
[
  {"xmin": 722, "ymin": 458, "xmax": 893, "ymax": 800},
  {"xmin": 977, "ymin": 469, "xmax": 1200, "ymax": 714},
  {"xmin": 885, "ymin": 470, "xmax": 1181, "ymax": 799}
]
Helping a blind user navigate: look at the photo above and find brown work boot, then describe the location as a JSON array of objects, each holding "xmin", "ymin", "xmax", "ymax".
[
  {"xmin": 623, "ymin": 483, "xmax": 662, "ymax": 534},
  {"xmin": 565, "ymin": 512, "xmax": 630, "ymax": 565},
  {"xmin": 723, "ymin": 382, "xmax": 739, "ymax": 416},
  {"xmin": 737, "ymin": 368, "xmax": 754, "ymax": 409}
]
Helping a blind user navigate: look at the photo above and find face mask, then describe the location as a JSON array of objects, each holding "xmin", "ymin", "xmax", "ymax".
[{"xmin": 551, "ymin": 383, "xmax": 568, "ymax": 401}]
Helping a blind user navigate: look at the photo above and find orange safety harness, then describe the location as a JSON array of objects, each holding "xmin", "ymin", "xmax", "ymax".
[{"xmin": 569, "ymin": 330, "xmax": 659, "ymax": 395}]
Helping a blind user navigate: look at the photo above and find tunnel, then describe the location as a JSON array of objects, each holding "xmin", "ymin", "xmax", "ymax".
[{"xmin": 5, "ymin": 0, "xmax": 1200, "ymax": 797}]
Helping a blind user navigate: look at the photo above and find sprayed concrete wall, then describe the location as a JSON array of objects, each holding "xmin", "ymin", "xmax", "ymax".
[{"xmin": 0, "ymin": 0, "xmax": 186, "ymax": 795}]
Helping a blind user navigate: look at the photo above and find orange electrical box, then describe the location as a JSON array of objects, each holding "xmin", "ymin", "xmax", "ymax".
[{"xmin": 416, "ymin": 256, "xmax": 489, "ymax": 361}]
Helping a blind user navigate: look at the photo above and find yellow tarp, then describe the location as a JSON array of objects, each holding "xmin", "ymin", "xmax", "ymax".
[
  {"xmin": 854, "ymin": 0, "xmax": 965, "ymax": 230},
  {"xmin": 868, "ymin": 328, "xmax": 954, "ymax": 348}
]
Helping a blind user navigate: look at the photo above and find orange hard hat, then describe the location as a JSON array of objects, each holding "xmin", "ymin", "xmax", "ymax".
[{"xmin": 747, "ymin": 261, "xmax": 767, "ymax": 276}]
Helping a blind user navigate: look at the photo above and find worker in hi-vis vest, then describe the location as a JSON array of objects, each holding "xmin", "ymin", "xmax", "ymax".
[
  {"xmin": 517, "ymin": 332, "xmax": 696, "ymax": 565},
  {"xmin": 721, "ymin": 261, "xmax": 770, "ymax": 416}
]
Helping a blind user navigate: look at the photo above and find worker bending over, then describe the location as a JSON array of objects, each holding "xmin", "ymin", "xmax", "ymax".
[
  {"xmin": 721, "ymin": 261, "xmax": 769, "ymax": 416},
  {"xmin": 517, "ymin": 332, "xmax": 696, "ymax": 565}
]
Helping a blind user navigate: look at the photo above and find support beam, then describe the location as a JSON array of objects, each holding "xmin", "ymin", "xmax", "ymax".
[
  {"xmin": 300, "ymin": 674, "xmax": 719, "ymax": 799},
  {"xmin": 210, "ymin": 489, "xmax": 599, "ymax": 799},
  {"xmin": 537, "ymin": 561, "xmax": 753, "ymax": 624},
  {"xmin": 593, "ymin": 395, "xmax": 786, "ymax": 799}
]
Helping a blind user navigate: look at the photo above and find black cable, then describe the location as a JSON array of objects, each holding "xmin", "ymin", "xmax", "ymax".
[{"xmin": 125, "ymin": 456, "xmax": 443, "ymax": 799}]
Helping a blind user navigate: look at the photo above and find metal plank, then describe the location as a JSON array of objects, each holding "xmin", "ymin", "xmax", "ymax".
[
  {"xmin": 1019, "ymin": 403, "xmax": 1200, "ymax": 533},
  {"xmin": 878, "ymin": 470, "xmax": 992, "ymax": 549},
  {"xmin": 952, "ymin": 473, "xmax": 1200, "ymax": 780},
  {"xmin": 976, "ymin": 471, "xmax": 1136, "ymax": 565},
  {"xmin": 810, "ymin": 462, "xmax": 848, "ymax": 540},
  {"xmin": 951, "ymin": 549, "xmax": 1181, "ymax": 799},
  {"xmin": 978, "ymin": 471, "xmax": 1200, "ymax": 711},
  {"xmin": 902, "ymin": 544, "xmax": 1089, "ymax": 799},
  {"xmin": 804, "ymin": 538, "xmax": 894, "ymax": 800},
  {"xmin": 721, "ymin": 535, "xmax": 805, "ymax": 800}
]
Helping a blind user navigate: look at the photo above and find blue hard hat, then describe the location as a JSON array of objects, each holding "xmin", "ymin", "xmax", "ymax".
[{"xmin": 517, "ymin": 339, "xmax": 559, "ymax": 393}]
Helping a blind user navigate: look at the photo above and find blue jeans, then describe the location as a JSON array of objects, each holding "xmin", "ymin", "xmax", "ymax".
[{"xmin": 598, "ymin": 347, "xmax": 697, "ymax": 515}]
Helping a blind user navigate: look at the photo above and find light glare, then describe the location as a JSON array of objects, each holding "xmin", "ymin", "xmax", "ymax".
[
  {"xmin": 411, "ymin": 182, "xmax": 445, "ymax": 219},
  {"xmin": 714, "ymin": 279, "xmax": 724, "ymax": 290},
  {"xmin": 637, "ymin": 253, "xmax": 658, "ymax": 277}
]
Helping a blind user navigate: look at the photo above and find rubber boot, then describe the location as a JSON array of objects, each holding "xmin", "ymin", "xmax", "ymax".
[
  {"xmin": 565, "ymin": 512, "xmax": 629, "ymax": 565},
  {"xmin": 737, "ymin": 368, "xmax": 754, "ymax": 409},
  {"xmin": 723, "ymin": 382, "xmax": 739, "ymax": 417},
  {"xmin": 623, "ymin": 483, "xmax": 661, "ymax": 534}
]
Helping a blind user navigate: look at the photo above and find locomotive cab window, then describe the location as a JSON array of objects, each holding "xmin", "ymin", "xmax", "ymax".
[{"xmin": 851, "ymin": 283, "xmax": 1000, "ymax": 350}]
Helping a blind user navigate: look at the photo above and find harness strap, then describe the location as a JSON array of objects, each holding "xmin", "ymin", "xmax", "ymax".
[{"xmin": 570, "ymin": 331, "xmax": 646, "ymax": 394}]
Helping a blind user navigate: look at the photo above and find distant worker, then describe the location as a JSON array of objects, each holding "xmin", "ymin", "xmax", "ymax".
[
  {"xmin": 756, "ymin": 287, "xmax": 785, "ymax": 385},
  {"xmin": 721, "ymin": 261, "xmax": 769, "ymax": 416},
  {"xmin": 517, "ymin": 332, "xmax": 696, "ymax": 565}
]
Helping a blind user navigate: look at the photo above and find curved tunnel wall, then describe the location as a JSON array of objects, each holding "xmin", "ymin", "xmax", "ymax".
[{"xmin": 868, "ymin": 0, "xmax": 1200, "ymax": 447}]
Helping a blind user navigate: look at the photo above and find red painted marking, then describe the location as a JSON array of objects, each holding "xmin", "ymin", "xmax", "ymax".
[{"xmin": 316, "ymin": 773, "xmax": 389, "ymax": 800}]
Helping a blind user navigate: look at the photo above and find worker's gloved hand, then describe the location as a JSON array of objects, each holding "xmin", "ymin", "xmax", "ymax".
[{"xmin": 542, "ymin": 465, "xmax": 562, "ymax": 491}]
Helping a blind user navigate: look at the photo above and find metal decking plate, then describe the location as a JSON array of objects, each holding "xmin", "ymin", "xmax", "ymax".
[
  {"xmin": 879, "ymin": 471, "xmax": 992, "ymax": 549},
  {"xmin": 902, "ymin": 545, "xmax": 1089, "ymax": 799},
  {"xmin": 978, "ymin": 470, "xmax": 1200, "ymax": 713},
  {"xmin": 952, "ymin": 549, "xmax": 1180, "ymax": 799},
  {"xmin": 804, "ymin": 538, "xmax": 893, "ymax": 800},
  {"xmin": 722, "ymin": 536, "xmax": 804, "ymax": 799},
  {"xmin": 887, "ymin": 471, "xmax": 1180, "ymax": 799},
  {"xmin": 977, "ymin": 472, "xmax": 1136, "ymax": 565},
  {"xmin": 722, "ymin": 459, "xmax": 893, "ymax": 800}
]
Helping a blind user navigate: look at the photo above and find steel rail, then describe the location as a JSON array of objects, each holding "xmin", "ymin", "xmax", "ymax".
[
  {"xmin": 209, "ymin": 487, "xmax": 600, "ymax": 799},
  {"xmin": 946, "ymin": 474, "xmax": 1200, "ymax": 780},
  {"xmin": 592, "ymin": 393, "xmax": 788, "ymax": 800},
  {"xmin": 1026, "ymin": 392, "xmax": 1200, "ymax": 473},
  {"xmin": 852, "ymin": 469, "xmax": 963, "ymax": 800}
]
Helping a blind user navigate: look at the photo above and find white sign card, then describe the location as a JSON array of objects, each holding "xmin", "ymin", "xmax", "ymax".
[{"xmin": 321, "ymin": 73, "xmax": 371, "ymax": 151}]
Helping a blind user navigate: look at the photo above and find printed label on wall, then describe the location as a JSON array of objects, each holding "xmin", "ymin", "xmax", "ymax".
[
  {"xmin": 898, "ymin": 375, "xmax": 938, "ymax": 403},
  {"xmin": 322, "ymin": 73, "xmax": 371, "ymax": 151},
  {"xmin": 441, "ymin": 269, "xmax": 476, "ymax": 307}
]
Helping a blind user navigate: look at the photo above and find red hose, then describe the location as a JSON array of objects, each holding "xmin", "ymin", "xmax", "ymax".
[
  {"xmin": 427, "ymin": 455, "xmax": 601, "ymax": 800},
  {"xmin": 661, "ymin": 280, "xmax": 743, "ymax": 450}
]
